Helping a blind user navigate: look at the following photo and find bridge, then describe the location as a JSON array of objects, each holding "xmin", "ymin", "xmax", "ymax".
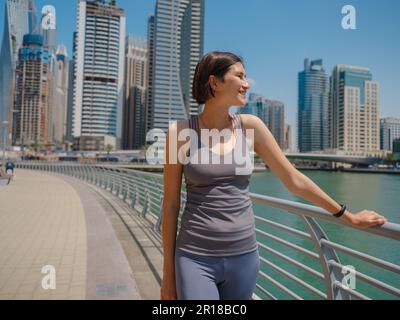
[
  {"xmin": 284, "ymin": 153, "xmax": 383, "ymax": 166},
  {"xmin": 0, "ymin": 161, "xmax": 399, "ymax": 300}
]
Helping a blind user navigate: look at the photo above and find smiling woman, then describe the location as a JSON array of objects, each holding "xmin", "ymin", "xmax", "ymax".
[{"xmin": 161, "ymin": 51, "xmax": 387, "ymax": 301}]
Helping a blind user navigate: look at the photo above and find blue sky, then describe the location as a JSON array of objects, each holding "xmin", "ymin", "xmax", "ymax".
[{"xmin": 1, "ymin": 0, "xmax": 399, "ymax": 131}]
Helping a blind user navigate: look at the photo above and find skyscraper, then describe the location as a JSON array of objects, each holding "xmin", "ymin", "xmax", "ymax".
[
  {"xmin": 298, "ymin": 59, "xmax": 329, "ymax": 153},
  {"xmin": 330, "ymin": 65, "xmax": 380, "ymax": 154},
  {"xmin": 0, "ymin": 0, "xmax": 35, "ymax": 147},
  {"xmin": 13, "ymin": 34, "xmax": 51, "ymax": 146},
  {"xmin": 147, "ymin": 0, "xmax": 204, "ymax": 133},
  {"xmin": 241, "ymin": 93, "xmax": 268, "ymax": 123},
  {"xmin": 52, "ymin": 44, "xmax": 69, "ymax": 145},
  {"xmin": 66, "ymin": 32, "xmax": 77, "ymax": 143},
  {"xmin": 380, "ymin": 117, "xmax": 400, "ymax": 151},
  {"xmin": 266, "ymin": 99, "xmax": 285, "ymax": 149},
  {"xmin": 123, "ymin": 35, "xmax": 147, "ymax": 150},
  {"xmin": 284, "ymin": 123, "xmax": 293, "ymax": 152},
  {"xmin": 241, "ymin": 94, "xmax": 286, "ymax": 150},
  {"xmin": 71, "ymin": 0, "xmax": 126, "ymax": 149},
  {"xmin": 28, "ymin": 0, "xmax": 37, "ymax": 33},
  {"xmin": 145, "ymin": 14, "xmax": 155, "ymax": 135}
]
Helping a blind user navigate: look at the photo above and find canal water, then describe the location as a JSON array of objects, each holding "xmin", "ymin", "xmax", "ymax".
[{"xmin": 250, "ymin": 170, "xmax": 400, "ymax": 300}]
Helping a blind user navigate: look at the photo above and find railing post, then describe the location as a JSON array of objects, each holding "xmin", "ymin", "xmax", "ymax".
[
  {"xmin": 123, "ymin": 178, "xmax": 130, "ymax": 202},
  {"xmin": 154, "ymin": 194, "xmax": 163, "ymax": 232},
  {"xmin": 142, "ymin": 188, "xmax": 150, "ymax": 217},
  {"xmin": 301, "ymin": 216, "xmax": 351, "ymax": 300},
  {"xmin": 130, "ymin": 185, "xmax": 138, "ymax": 210}
]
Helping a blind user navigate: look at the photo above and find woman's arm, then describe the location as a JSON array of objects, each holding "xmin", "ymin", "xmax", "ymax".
[
  {"xmin": 241, "ymin": 114, "xmax": 387, "ymax": 228},
  {"xmin": 161, "ymin": 121, "xmax": 185, "ymax": 300}
]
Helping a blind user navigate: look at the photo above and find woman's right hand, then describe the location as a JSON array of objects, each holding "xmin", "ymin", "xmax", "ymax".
[
  {"xmin": 344, "ymin": 210, "xmax": 387, "ymax": 228},
  {"xmin": 160, "ymin": 278, "xmax": 177, "ymax": 300}
]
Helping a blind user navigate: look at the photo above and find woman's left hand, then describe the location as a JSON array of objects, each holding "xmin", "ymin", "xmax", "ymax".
[{"xmin": 346, "ymin": 210, "xmax": 388, "ymax": 228}]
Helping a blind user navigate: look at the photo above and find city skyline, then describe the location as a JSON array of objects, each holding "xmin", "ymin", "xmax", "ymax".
[{"xmin": 1, "ymin": 0, "xmax": 398, "ymax": 135}]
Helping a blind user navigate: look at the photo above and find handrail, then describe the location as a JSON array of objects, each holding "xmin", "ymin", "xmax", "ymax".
[{"xmin": 16, "ymin": 161, "xmax": 400, "ymax": 300}]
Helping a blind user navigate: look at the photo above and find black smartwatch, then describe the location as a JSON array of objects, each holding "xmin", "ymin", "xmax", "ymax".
[{"xmin": 333, "ymin": 204, "xmax": 347, "ymax": 218}]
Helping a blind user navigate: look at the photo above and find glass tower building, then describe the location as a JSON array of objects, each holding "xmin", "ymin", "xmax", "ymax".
[
  {"xmin": 298, "ymin": 59, "xmax": 329, "ymax": 153},
  {"xmin": 241, "ymin": 94, "xmax": 286, "ymax": 150},
  {"xmin": 380, "ymin": 118, "xmax": 400, "ymax": 151},
  {"xmin": 71, "ymin": 0, "xmax": 126, "ymax": 149},
  {"xmin": 148, "ymin": 0, "xmax": 204, "ymax": 133}
]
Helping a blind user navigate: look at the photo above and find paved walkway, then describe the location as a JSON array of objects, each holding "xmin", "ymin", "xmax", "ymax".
[{"xmin": 0, "ymin": 169, "xmax": 162, "ymax": 300}]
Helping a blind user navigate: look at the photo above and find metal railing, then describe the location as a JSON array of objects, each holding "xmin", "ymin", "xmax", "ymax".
[{"xmin": 16, "ymin": 161, "xmax": 400, "ymax": 300}]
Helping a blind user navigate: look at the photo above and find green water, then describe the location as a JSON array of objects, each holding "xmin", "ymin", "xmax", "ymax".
[{"xmin": 250, "ymin": 170, "xmax": 400, "ymax": 300}]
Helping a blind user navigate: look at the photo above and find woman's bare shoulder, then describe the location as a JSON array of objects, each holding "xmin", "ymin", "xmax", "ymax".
[{"xmin": 237, "ymin": 114, "xmax": 263, "ymax": 129}]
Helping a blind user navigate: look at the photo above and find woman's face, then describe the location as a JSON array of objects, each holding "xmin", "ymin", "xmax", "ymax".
[{"xmin": 211, "ymin": 62, "xmax": 250, "ymax": 107}]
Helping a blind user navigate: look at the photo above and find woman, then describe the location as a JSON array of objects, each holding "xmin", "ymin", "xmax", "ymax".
[{"xmin": 161, "ymin": 51, "xmax": 387, "ymax": 300}]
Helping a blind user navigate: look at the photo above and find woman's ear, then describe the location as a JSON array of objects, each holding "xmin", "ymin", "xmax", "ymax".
[{"xmin": 208, "ymin": 75, "xmax": 218, "ymax": 91}]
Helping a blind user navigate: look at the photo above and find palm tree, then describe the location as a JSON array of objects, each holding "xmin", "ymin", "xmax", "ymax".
[{"xmin": 104, "ymin": 144, "xmax": 113, "ymax": 161}]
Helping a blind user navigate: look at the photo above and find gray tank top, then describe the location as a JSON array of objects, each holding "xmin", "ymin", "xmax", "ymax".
[{"xmin": 176, "ymin": 114, "xmax": 258, "ymax": 256}]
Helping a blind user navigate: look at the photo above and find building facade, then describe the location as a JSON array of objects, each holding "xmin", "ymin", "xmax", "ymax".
[
  {"xmin": 0, "ymin": 0, "xmax": 35, "ymax": 147},
  {"xmin": 298, "ymin": 58, "xmax": 329, "ymax": 153},
  {"xmin": 284, "ymin": 123, "xmax": 293, "ymax": 152},
  {"xmin": 123, "ymin": 35, "xmax": 147, "ymax": 150},
  {"xmin": 380, "ymin": 117, "xmax": 400, "ymax": 151},
  {"xmin": 241, "ymin": 94, "xmax": 286, "ymax": 150},
  {"xmin": 145, "ymin": 14, "xmax": 155, "ymax": 135},
  {"xmin": 147, "ymin": 0, "xmax": 204, "ymax": 134},
  {"xmin": 266, "ymin": 99, "xmax": 285, "ymax": 149},
  {"xmin": 71, "ymin": 0, "xmax": 126, "ymax": 149},
  {"xmin": 52, "ymin": 44, "xmax": 69, "ymax": 145},
  {"xmin": 330, "ymin": 65, "xmax": 380, "ymax": 154},
  {"xmin": 13, "ymin": 34, "xmax": 51, "ymax": 146},
  {"xmin": 241, "ymin": 93, "xmax": 268, "ymax": 123}
]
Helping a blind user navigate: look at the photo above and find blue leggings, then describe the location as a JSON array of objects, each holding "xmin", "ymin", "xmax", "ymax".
[{"xmin": 175, "ymin": 249, "xmax": 260, "ymax": 300}]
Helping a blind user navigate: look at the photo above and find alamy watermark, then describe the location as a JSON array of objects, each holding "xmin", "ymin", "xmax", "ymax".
[
  {"xmin": 341, "ymin": 265, "xmax": 356, "ymax": 290},
  {"xmin": 41, "ymin": 265, "xmax": 56, "ymax": 290},
  {"xmin": 145, "ymin": 122, "xmax": 255, "ymax": 175},
  {"xmin": 41, "ymin": 5, "xmax": 56, "ymax": 31},
  {"xmin": 342, "ymin": 5, "xmax": 356, "ymax": 30}
]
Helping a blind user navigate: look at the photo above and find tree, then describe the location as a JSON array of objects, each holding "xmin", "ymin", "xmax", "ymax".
[
  {"xmin": 384, "ymin": 153, "xmax": 397, "ymax": 166},
  {"xmin": 30, "ymin": 140, "xmax": 43, "ymax": 153},
  {"xmin": 103, "ymin": 144, "xmax": 113, "ymax": 161}
]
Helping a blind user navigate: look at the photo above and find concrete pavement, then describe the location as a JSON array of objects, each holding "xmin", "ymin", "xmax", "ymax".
[{"xmin": 0, "ymin": 169, "xmax": 162, "ymax": 300}]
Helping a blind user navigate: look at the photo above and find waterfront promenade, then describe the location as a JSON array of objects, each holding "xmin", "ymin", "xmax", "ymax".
[
  {"xmin": 0, "ymin": 170, "xmax": 162, "ymax": 300},
  {"xmin": 2, "ymin": 164, "xmax": 399, "ymax": 300}
]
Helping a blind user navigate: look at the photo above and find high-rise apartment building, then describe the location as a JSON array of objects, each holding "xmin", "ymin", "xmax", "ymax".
[
  {"xmin": 71, "ymin": 0, "xmax": 126, "ymax": 149},
  {"xmin": 13, "ymin": 34, "xmax": 51, "ymax": 146},
  {"xmin": 330, "ymin": 65, "xmax": 380, "ymax": 154},
  {"xmin": 52, "ymin": 44, "xmax": 69, "ymax": 144},
  {"xmin": 123, "ymin": 35, "xmax": 147, "ymax": 150}
]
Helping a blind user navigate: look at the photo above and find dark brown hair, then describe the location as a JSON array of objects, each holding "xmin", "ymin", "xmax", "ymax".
[{"xmin": 192, "ymin": 51, "xmax": 244, "ymax": 104}]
